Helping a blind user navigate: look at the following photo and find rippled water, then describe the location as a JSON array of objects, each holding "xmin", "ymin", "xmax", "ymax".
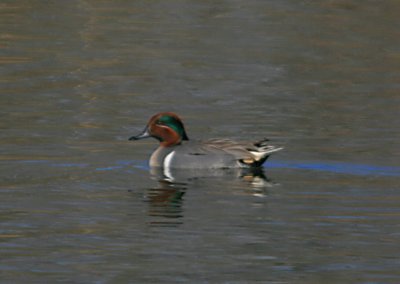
[{"xmin": 1, "ymin": 1, "xmax": 400, "ymax": 283}]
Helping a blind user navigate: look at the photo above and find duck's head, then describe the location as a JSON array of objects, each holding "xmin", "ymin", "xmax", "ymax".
[{"xmin": 129, "ymin": 112, "xmax": 189, "ymax": 147}]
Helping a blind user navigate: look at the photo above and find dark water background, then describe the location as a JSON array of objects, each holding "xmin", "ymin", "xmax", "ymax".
[{"xmin": 1, "ymin": 1, "xmax": 400, "ymax": 283}]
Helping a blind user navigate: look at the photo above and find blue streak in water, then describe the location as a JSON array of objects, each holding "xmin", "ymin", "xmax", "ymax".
[
  {"xmin": 96, "ymin": 160, "xmax": 149, "ymax": 171},
  {"xmin": 15, "ymin": 159, "xmax": 399, "ymax": 177},
  {"xmin": 95, "ymin": 166, "xmax": 124, "ymax": 171},
  {"xmin": 266, "ymin": 161, "xmax": 400, "ymax": 177}
]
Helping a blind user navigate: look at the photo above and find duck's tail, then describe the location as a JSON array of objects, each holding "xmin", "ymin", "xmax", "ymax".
[{"xmin": 249, "ymin": 139, "xmax": 283, "ymax": 167}]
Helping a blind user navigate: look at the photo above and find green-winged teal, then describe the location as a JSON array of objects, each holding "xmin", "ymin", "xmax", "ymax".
[{"xmin": 129, "ymin": 112, "xmax": 283, "ymax": 169}]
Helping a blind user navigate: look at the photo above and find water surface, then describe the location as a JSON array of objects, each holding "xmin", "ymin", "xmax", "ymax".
[{"xmin": 1, "ymin": 1, "xmax": 400, "ymax": 283}]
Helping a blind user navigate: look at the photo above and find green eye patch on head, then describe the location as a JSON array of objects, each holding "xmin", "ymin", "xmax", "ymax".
[{"xmin": 158, "ymin": 115, "xmax": 189, "ymax": 141}]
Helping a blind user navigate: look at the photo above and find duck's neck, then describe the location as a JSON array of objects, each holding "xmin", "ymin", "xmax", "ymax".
[{"xmin": 150, "ymin": 146, "xmax": 175, "ymax": 167}]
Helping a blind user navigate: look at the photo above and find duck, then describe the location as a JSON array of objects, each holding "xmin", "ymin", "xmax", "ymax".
[{"xmin": 129, "ymin": 112, "xmax": 283, "ymax": 169}]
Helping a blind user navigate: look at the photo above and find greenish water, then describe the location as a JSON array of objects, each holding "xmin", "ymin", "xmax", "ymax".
[{"xmin": 1, "ymin": 1, "xmax": 400, "ymax": 283}]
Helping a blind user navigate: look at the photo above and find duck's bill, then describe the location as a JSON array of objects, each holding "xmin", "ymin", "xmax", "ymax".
[{"xmin": 129, "ymin": 127, "xmax": 151, "ymax": 140}]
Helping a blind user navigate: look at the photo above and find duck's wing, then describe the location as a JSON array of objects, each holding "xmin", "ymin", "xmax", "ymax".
[
  {"xmin": 171, "ymin": 140, "xmax": 240, "ymax": 168},
  {"xmin": 203, "ymin": 138, "xmax": 283, "ymax": 166}
]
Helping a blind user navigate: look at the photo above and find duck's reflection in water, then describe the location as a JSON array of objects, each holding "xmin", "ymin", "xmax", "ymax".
[
  {"xmin": 145, "ymin": 178, "xmax": 186, "ymax": 227},
  {"xmin": 155, "ymin": 166, "xmax": 276, "ymax": 191},
  {"xmin": 144, "ymin": 167, "xmax": 277, "ymax": 226}
]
